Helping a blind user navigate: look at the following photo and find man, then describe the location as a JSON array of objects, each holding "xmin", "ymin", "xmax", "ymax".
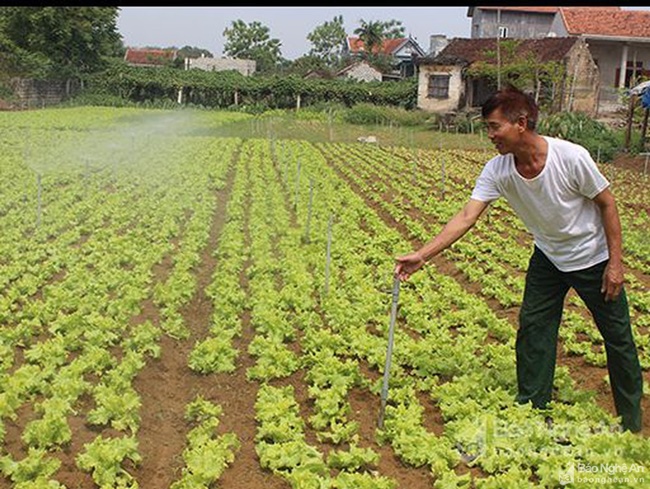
[{"xmin": 394, "ymin": 85, "xmax": 643, "ymax": 433}]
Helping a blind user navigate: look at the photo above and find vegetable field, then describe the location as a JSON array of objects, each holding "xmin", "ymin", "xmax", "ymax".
[{"xmin": 0, "ymin": 107, "xmax": 648, "ymax": 489}]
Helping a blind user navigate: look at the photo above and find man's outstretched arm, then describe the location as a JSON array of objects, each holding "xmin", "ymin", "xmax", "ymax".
[{"xmin": 395, "ymin": 198, "xmax": 490, "ymax": 280}]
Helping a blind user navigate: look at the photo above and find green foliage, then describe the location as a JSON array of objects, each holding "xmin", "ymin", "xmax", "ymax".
[
  {"xmin": 326, "ymin": 443, "xmax": 379, "ymax": 471},
  {"xmin": 222, "ymin": 20, "xmax": 282, "ymax": 73},
  {"xmin": 287, "ymin": 54, "xmax": 332, "ymax": 77},
  {"xmin": 77, "ymin": 63, "xmax": 418, "ymax": 111},
  {"xmin": 343, "ymin": 102, "xmax": 428, "ymax": 127},
  {"xmin": 0, "ymin": 448, "xmax": 61, "ymax": 486},
  {"xmin": 307, "ymin": 15, "xmax": 347, "ymax": 68},
  {"xmin": 0, "ymin": 6, "xmax": 122, "ymax": 79},
  {"xmin": 354, "ymin": 20, "xmax": 386, "ymax": 56},
  {"xmin": 468, "ymin": 40, "xmax": 530, "ymax": 89},
  {"xmin": 60, "ymin": 91, "xmax": 139, "ymax": 108},
  {"xmin": 171, "ymin": 396, "xmax": 239, "ymax": 489},
  {"xmin": 343, "ymin": 103, "xmax": 390, "ymax": 125},
  {"xmin": 467, "ymin": 39, "xmax": 568, "ymax": 112},
  {"xmin": 333, "ymin": 472, "xmax": 398, "ymax": 489},
  {"xmin": 537, "ymin": 111, "xmax": 621, "ymax": 162},
  {"xmin": 188, "ymin": 335, "xmax": 239, "ymax": 374},
  {"xmin": 296, "ymin": 102, "xmax": 347, "ymax": 120},
  {"xmin": 176, "ymin": 45, "xmax": 213, "ymax": 60},
  {"xmin": 353, "ymin": 19, "xmax": 405, "ymax": 57},
  {"xmin": 0, "ymin": 81, "xmax": 15, "ymax": 101},
  {"xmin": 21, "ymin": 397, "xmax": 73, "ymax": 449},
  {"xmin": 75, "ymin": 435, "xmax": 141, "ymax": 489}
]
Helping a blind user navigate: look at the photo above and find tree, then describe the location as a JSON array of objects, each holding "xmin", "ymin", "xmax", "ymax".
[
  {"xmin": 467, "ymin": 39, "xmax": 569, "ymax": 112},
  {"xmin": 287, "ymin": 54, "xmax": 329, "ymax": 77},
  {"xmin": 353, "ymin": 19, "xmax": 405, "ymax": 56},
  {"xmin": 177, "ymin": 45, "xmax": 213, "ymax": 60},
  {"xmin": 350, "ymin": 19, "xmax": 406, "ymax": 76},
  {"xmin": 0, "ymin": 6, "xmax": 122, "ymax": 79},
  {"xmin": 353, "ymin": 20, "xmax": 385, "ymax": 57},
  {"xmin": 307, "ymin": 15, "xmax": 346, "ymax": 69},
  {"xmin": 378, "ymin": 19, "xmax": 406, "ymax": 39},
  {"xmin": 222, "ymin": 20, "xmax": 282, "ymax": 73},
  {"xmin": 174, "ymin": 45, "xmax": 213, "ymax": 69}
]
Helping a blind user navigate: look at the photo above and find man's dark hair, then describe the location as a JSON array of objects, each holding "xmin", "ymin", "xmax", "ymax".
[{"xmin": 481, "ymin": 84, "xmax": 539, "ymax": 131}]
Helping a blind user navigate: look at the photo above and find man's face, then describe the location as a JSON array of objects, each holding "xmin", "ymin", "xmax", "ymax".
[{"xmin": 484, "ymin": 108, "xmax": 525, "ymax": 155}]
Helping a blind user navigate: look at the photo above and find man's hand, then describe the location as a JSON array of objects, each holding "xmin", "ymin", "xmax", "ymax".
[
  {"xmin": 601, "ymin": 260, "xmax": 625, "ymax": 302},
  {"xmin": 394, "ymin": 251, "xmax": 426, "ymax": 281},
  {"xmin": 393, "ymin": 199, "xmax": 487, "ymax": 281}
]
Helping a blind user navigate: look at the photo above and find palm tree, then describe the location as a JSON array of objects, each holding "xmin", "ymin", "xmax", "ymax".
[{"xmin": 354, "ymin": 20, "xmax": 385, "ymax": 57}]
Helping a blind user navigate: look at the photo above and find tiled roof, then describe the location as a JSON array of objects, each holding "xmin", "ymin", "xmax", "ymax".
[
  {"xmin": 421, "ymin": 37, "xmax": 579, "ymax": 65},
  {"xmin": 559, "ymin": 8, "xmax": 650, "ymax": 39},
  {"xmin": 124, "ymin": 48, "xmax": 177, "ymax": 66},
  {"xmin": 473, "ymin": 6, "xmax": 620, "ymax": 14},
  {"xmin": 475, "ymin": 6, "xmax": 561, "ymax": 14},
  {"xmin": 347, "ymin": 37, "xmax": 409, "ymax": 56}
]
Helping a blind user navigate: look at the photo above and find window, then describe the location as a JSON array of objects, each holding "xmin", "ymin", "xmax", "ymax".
[{"xmin": 428, "ymin": 74, "xmax": 450, "ymax": 99}]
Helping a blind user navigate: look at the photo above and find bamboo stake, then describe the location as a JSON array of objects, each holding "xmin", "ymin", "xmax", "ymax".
[{"xmin": 324, "ymin": 214, "xmax": 333, "ymax": 296}]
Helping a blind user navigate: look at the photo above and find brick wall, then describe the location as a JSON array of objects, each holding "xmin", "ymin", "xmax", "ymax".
[
  {"xmin": 10, "ymin": 78, "xmax": 81, "ymax": 109},
  {"xmin": 564, "ymin": 40, "xmax": 600, "ymax": 115}
]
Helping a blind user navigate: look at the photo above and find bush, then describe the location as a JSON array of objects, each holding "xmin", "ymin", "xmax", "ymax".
[
  {"xmin": 62, "ymin": 92, "xmax": 138, "ymax": 108},
  {"xmin": 537, "ymin": 111, "xmax": 621, "ymax": 162},
  {"xmin": 302, "ymin": 101, "xmax": 347, "ymax": 114},
  {"xmin": 0, "ymin": 81, "xmax": 16, "ymax": 102},
  {"xmin": 236, "ymin": 102, "xmax": 272, "ymax": 115},
  {"xmin": 342, "ymin": 103, "xmax": 429, "ymax": 127}
]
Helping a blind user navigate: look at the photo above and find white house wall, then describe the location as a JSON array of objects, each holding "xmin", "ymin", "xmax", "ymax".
[
  {"xmin": 417, "ymin": 65, "xmax": 463, "ymax": 113},
  {"xmin": 342, "ymin": 64, "xmax": 382, "ymax": 82},
  {"xmin": 549, "ymin": 15, "xmax": 650, "ymax": 107},
  {"xmin": 548, "ymin": 14, "xmax": 568, "ymax": 37},
  {"xmin": 587, "ymin": 41, "xmax": 650, "ymax": 88},
  {"xmin": 188, "ymin": 57, "xmax": 256, "ymax": 76}
]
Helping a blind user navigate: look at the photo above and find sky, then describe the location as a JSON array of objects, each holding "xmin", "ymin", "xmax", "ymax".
[
  {"xmin": 116, "ymin": 6, "xmax": 472, "ymax": 60},
  {"xmin": 116, "ymin": 6, "xmax": 650, "ymax": 60}
]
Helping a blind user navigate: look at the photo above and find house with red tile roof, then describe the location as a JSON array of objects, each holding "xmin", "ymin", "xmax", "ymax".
[
  {"xmin": 124, "ymin": 48, "xmax": 178, "ymax": 67},
  {"xmin": 344, "ymin": 36, "xmax": 425, "ymax": 80},
  {"xmin": 465, "ymin": 7, "xmax": 650, "ymax": 112},
  {"xmin": 467, "ymin": 7, "xmax": 621, "ymax": 40},
  {"xmin": 549, "ymin": 8, "xmax": 650, "ymax": 110},
  {"xmin": 416, "ymin": 37, "xmax": 599, "ymax": 115}
]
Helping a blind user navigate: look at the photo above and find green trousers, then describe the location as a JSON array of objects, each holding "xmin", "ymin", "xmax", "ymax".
[{"xmin": 516, "ymin": 246, "xmax": 643, "ymax": 432}]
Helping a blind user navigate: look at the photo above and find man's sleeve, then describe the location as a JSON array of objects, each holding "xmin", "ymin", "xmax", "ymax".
[
  {"xmin": 470, "ymin": 160, "xmax": 501, "ymax": 203},
  {"xmin": 572, "ymin": 148, "xmax": 610, "ymax": 199}
]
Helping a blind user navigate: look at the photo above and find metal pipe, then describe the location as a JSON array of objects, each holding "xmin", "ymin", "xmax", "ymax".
[{"xmin": 378, "ymin": 275, "xmax": 401, "ymax": 429}]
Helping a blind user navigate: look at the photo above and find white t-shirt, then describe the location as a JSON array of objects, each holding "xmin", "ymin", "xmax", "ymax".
[{"xmin": 471, "ymin": 136, "xmax": 610, "ymax": 272}]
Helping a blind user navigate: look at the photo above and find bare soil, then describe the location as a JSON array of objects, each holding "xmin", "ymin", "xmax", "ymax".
[{"xmin": 611, "ymin": 152, "xmax": 650, "ymax": 173}]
